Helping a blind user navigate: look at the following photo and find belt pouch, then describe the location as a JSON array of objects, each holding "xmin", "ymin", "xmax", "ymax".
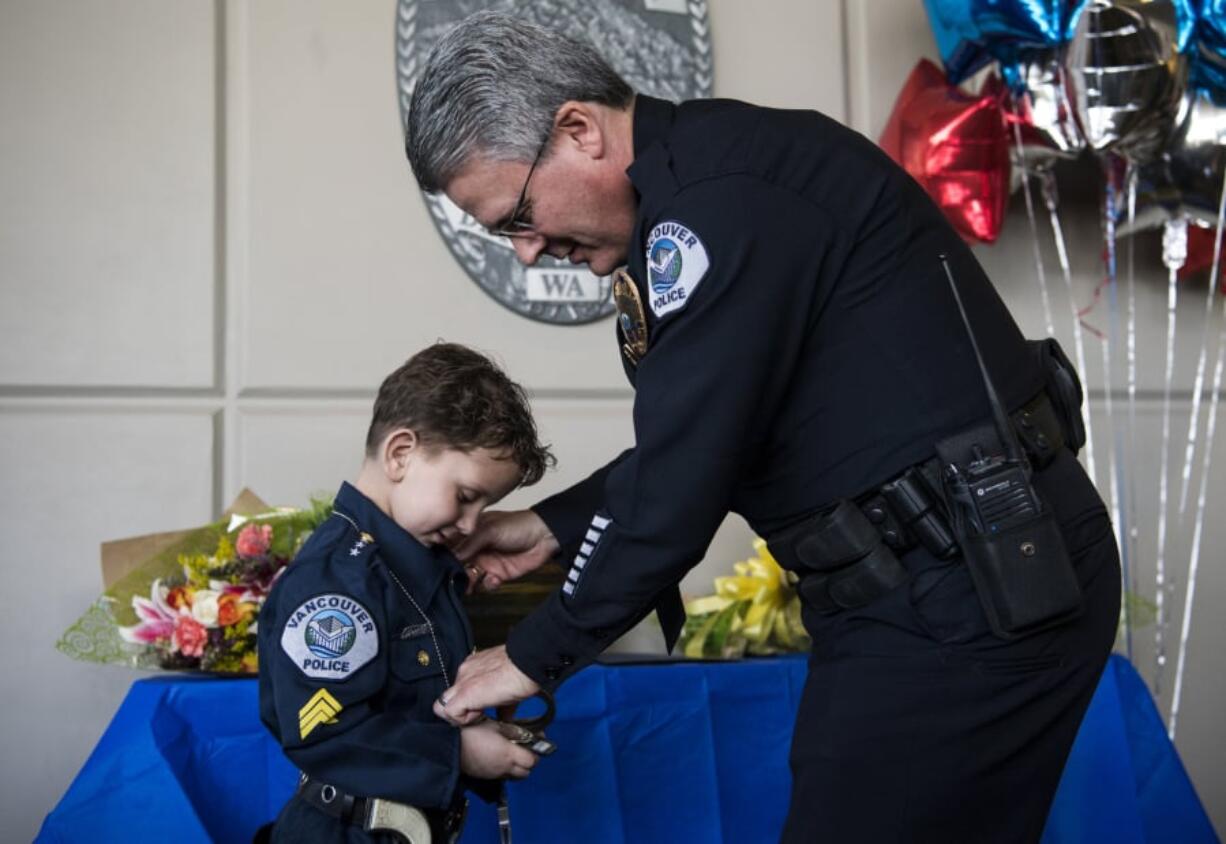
[
  {"xmin": 880, "ymin": 466, "xmax": 958, "ymax": 558},
  {"xmin": 1031, "ymin": 337, "xmax": 1086, "ymax": 454},
  {"xmin": 792, "ymin": 500, "xmax": 880, "ymax": 571},
  {"xmin": 958, "ymin": 515, "xmax": 1083, "ymax": 639},
  {"xmin": 823, "ymin": 543, "xmax": 909, "ymax": 609},
  {"xmin": 937, "ymin": 428, "xmax": 1083, "ymax": 639},
  {"xmin": 784, "ymin": 501, "xmax": 909, "ymax": 613}
]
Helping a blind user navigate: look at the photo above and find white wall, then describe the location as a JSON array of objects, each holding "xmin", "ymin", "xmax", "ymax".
[{"xmin": 1, "ymin": 0, "xmax": 1221, "ymax": 840}]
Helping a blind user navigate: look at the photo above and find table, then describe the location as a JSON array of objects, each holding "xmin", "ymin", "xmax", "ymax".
[{"xmin": 37, "ymin": 655, "xmax": 1216, "ymax": 843}]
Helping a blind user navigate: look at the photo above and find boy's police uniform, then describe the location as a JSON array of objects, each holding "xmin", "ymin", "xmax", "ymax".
[
  {"xmin": 259, "ymin": 482, "xmax": 489, "ymax": 842},
  {"xmin": 507, "ymin": 95, "xmax": 1121, "ymax": 842}
]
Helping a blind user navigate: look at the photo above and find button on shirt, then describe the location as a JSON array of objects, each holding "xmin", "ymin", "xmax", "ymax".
[
  {"xmin": 258, "ymin": 482, "xmax": 477, "ymax": 808},
  {"xmin": 508, "ymin": 95, "xmax": 1045, "ymax": 688}
]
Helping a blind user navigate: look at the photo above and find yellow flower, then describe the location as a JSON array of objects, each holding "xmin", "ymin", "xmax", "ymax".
[
  {"xmin": 213, "ymin": 535, "xmax": 236, "ymax": 565},
  {"xmin": 681, "ymin": 537, "xmax": 810, "ymax": 658}
]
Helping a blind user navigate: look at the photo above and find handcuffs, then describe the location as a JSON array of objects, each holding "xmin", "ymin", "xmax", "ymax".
[
  {"xmin": 364, "ymin": 691, "xmax": 557, "ymax": 843},
  {"xmin": 484, "ymin": 690, "xmax": 558, "ymax": 757}
]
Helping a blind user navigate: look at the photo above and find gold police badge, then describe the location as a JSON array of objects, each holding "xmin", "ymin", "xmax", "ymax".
[{"xmin": 613, "ymin": 268, "xmax": 649, "ymax": 365}]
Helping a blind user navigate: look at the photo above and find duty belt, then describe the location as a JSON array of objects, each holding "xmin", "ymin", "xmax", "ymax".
[
  {"xmin": 295, "ymin": 775, "xmax": 466, "ymax": 844},
  {"xmin": 768, "ymin": 390, "xmax": 1068, "ymax": 614}
]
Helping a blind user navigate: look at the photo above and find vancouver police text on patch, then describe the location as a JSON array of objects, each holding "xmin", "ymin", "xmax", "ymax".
[
  {"xmin": 281, "ymin": 593, "xmax": 379, "ymax": 680},
  {"xmin": 646, "ymin": 220, "xmax": 710, "ymax": 317}
]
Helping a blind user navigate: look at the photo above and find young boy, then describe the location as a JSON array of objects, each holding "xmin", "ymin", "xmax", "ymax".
[{"xmin": 258, "ymin": 342, "xmax": 555, "ymax": 842}]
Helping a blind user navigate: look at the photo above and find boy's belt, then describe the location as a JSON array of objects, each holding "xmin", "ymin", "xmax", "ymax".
[
  {"xmin": 768, "ymin": 390, "xmax": 1068, "ymax": 614},
  {"xmin": 295, "ymin": 775, "xmax": 465, "ymax": 843}
]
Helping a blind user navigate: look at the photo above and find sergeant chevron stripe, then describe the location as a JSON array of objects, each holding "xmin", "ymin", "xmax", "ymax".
[
  {"xmin": 299, "ymin": 688, "xmax": 342, "ymax": 740},
  {"xmin": 563, "ymin": 513, "xmax": 612, "ymax": 596}
]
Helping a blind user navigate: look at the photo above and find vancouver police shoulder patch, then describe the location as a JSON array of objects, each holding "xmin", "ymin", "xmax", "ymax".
[
  {"xmin": 645, "ymin": 220, "xmax": 710, "ymax": 318},
  {"xmin": 281, "ymin": 593, "xmax": 379, "ymax": 680}
]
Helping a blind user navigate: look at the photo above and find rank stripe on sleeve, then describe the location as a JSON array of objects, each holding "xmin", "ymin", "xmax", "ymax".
[
  {"xmin": 563, "ymin": 513, "xmax": 611, "ymax": 597},
  {"xmin": 299, "ymin": 688, "xmax": 342, "ymax": 740}
]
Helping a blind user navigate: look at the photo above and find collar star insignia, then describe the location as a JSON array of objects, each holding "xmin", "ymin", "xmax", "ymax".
[{"xmin": 349, "ymin": 532, "xmax": 375, "ymax": 556}]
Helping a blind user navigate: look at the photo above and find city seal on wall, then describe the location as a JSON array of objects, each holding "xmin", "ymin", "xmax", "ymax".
[{"xmin": 396, "ymin": 0, "xmax": 714, "ymax": 325}]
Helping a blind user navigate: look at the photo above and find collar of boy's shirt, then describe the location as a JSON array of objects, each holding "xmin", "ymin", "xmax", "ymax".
[{"xmin": 332, "ymin": 481, "xmax": 463, "ymax": 609}]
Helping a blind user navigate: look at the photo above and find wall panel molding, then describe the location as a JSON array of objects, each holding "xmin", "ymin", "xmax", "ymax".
[{"xmin": 0, "ymin": 0, "xmax": 220, "ymax": 389}]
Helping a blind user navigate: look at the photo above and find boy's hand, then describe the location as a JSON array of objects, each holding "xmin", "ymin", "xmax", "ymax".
[
  {"xmin": 454, "ymin": 510, "xmax": 560, "ymax": 592},
  {"xmin": 459, "ymin": 720, "xmax": 539, "ymax": 780}
]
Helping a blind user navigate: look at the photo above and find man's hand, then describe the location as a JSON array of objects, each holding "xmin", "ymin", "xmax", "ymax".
[
  {"xmin": 454, "ymin": 510, "xmax": 560, "ymax": 593},
  {"xmin": 434, "ymin": 645, "xmax": 540, "ymax": 726},
  {"xmin": 459, "ymin": 720, "xmax": 539, "ymax": 780}
]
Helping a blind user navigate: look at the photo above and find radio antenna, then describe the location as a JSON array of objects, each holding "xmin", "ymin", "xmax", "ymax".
[{"xmin": 939, "ymin": 253, "xmax": 1026, "ymax": 465}]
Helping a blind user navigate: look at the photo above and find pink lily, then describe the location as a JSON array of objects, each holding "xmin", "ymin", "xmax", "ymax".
[{"xmin": 118, "ymin": 579, "xmax": 177, "ymax": 645}]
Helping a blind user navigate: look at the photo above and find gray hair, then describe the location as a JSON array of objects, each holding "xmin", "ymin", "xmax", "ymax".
[{"xmin": 406, "ymin": 11, "xmax": 634, "ymax": 193}]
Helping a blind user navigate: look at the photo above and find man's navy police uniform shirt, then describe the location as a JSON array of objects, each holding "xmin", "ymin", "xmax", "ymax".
[
  {"xmin": 258, "ymin": 482, "xmax": 478, "ymax": 808},
  {"xmin": 507, "ymin": 94, "xmax": 1046, "ymax": 688}
]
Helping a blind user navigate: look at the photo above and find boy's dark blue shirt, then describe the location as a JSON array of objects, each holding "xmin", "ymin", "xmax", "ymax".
[{"xmin": 258, "ymin": 481, "xmax": 479, "ymax": 808}]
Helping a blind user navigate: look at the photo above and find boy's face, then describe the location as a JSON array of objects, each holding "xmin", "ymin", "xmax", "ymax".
[{"xmin": 388, "ymin": 443, "xmax": 523, "ymax": 547}]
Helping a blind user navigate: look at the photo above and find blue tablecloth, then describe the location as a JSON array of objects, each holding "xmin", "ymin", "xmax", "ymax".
[{"xmin": 38, "ymin": 655, "xmax": 1216, "ymax": 843}]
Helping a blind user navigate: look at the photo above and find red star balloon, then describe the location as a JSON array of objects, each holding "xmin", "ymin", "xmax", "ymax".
[
  {"xmin": 1178, "ymin": 225, "xmax": 1226, "ymax": 292},
  {"xmin": 879, "ymin": 59, "xmax": 1011, "ymax": 244}
]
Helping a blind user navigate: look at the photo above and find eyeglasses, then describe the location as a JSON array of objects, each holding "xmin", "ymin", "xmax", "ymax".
[{"xmin": 487, "ymin": 135, "xmax": 549, "ymax": 240}]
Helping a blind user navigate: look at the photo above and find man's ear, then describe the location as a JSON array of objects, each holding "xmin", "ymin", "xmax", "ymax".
[
  {"xmin": 383, "ymin": 428, "xmax": 419, "ymax": 481},
  {"xmin": 554, "ymin": 100, "xmax": 606, "ymax": 160}
]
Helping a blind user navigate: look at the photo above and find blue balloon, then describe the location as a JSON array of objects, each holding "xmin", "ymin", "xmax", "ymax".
[
  {"xmin": 1183, "ymin": 0, "xmax": 1226, "ymax": 94},
  {"xmin": 924, "ymin": 0, "xmax": 1089, "ymax": 83}
]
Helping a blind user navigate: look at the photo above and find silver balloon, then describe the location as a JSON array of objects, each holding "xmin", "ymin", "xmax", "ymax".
[
  {"xmin": 1123, "ymin": 88, "xmax": 1226, "ymax": 233},
  {"xmin": 1012, "ymin": 53, "xmax": 1086, "ymax": 171},
  {"xmin": 1067, "ymin": 0, "xmax": 1187, "ymax": 162}
]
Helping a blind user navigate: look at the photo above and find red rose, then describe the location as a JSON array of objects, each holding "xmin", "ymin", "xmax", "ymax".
[
  {"xmin": 236, "ymin": 523, "xmax": 273, "ymax": 558},
  {"xmin": 173, "ymin": 615, "xmax": 208, "ymax": 657}
]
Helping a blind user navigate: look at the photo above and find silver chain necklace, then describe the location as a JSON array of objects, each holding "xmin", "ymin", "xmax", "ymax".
[{"xmin": 331, "ymin": 508, "xmax": 451, "ymax": 687}]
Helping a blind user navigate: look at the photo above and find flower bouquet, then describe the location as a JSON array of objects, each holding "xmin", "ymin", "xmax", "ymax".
[
  {"xmin": 58, "ymin": 490, "xmax": 330, "ymax": 674},
  {"xmin": 679, "ymin": 538, "xmax": 810, "ymax": 659}
]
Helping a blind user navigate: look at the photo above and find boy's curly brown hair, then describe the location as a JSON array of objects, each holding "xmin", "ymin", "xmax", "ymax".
[{"xmin": 365, "ymin": 342, "xmax": 554, "ymax": 486}]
